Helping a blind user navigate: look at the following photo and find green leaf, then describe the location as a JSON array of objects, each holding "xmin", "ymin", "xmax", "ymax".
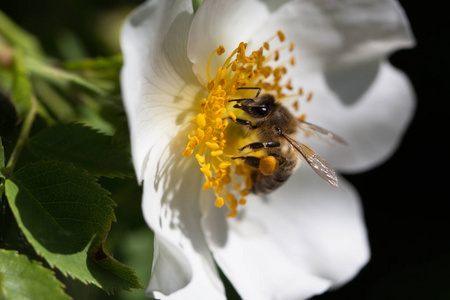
[
  {"xmin": 11, "ymin": 49, "xmax": 32, "ymax": 119},
  {"xmin": 5, "ymin": 161, "xmax": 142, "ymax": 293},
  {"xmin": 192, "ymin": 0, "xmax": 203, "ymax": 12},
  {"xmin": 27, "ymin": 123, "xmax": 133, "ymax": 178},
  {"xmin": 114, "ymin": 228, "xmax": 154, "ymax": 300},
  {"xmin": 63, "ymin": 55, "xmax": 122, "ymax": 73},
  {"xmin": 26, "ymin": 57, "xmax": 107, "ymax": 96},
  {"xmin": 63, "ymin": 55, "xmax": 122, "ymax": 95},
  {"xmin": 0, "ymin": 249, "xmax": 70, "ymax": 300},
  {"xmin": 55, "ymin": 29, "xmax": 89, "ymax": 60},
  {"xmin": 33, "ymin": 79, "xmax": 77, "ymax": 123},
  {"xmin": 0, "ymin": 59, "xmax": 14, "ymax": 92},
  {"xmin": 0, "ymin": 10, "xmax": 45, "ymax": 60}
]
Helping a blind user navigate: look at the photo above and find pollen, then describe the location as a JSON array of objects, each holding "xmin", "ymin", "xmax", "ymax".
[
  {"xmin": 259, "ymin": 156, "xmax": 278, "ymax": 176},
  {"xmin": 183, "ymin": 30, "xmax": 303, "ymax": 217}
]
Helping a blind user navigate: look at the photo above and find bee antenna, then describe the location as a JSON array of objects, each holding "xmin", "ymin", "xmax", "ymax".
[
  {"xmin": 237, "ymin": 87, "xmax": 262, "ymax": 97},
  {"xmin": 228, "ymin": 98, "xmax": 254, "ymax": 103}
]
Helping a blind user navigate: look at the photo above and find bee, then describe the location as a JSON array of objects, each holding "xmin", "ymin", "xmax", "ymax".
[{"xmin": 230, "ymin": 87, "xmax": 347, "ymax": 194}]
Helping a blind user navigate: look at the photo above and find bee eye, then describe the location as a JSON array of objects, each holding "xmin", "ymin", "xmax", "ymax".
[{"xmin": 250, "ymin": 105, "xmax": 270, "ymax": 118}]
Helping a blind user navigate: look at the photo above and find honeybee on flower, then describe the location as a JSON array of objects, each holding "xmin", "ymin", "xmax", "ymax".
[{"xmin": 120, "ymin": 0, "xmax": 415, "ymax": 299}]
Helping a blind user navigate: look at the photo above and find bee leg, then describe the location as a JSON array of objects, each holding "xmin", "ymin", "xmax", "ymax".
[
  {"xmin": 232, "ymin": 155, "xmax": 279, "ymax": 175},
  {"xmin": 227, "ymin": 117, "xmax": 258, "ymax": 129},
  {"xmin": 232, "ymin": 156, "xmax": 260, "ymax": 168},
  {"xmin": 238, "ymin": 142, "xmax": 280, "ymax": 152}
]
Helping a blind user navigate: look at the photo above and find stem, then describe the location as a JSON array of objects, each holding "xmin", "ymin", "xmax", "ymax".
[{"xmin": 5, "ymin": 95, "xmax": 38, "ymax": 176}]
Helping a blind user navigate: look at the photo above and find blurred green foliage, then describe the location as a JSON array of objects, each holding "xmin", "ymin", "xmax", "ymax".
[{"xmin": 0, "ymin": 1, "xmax": 153, "ymax": 299}]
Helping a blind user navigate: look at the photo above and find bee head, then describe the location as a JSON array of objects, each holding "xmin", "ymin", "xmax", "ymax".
[{"xmin": 234, "ymin": 94, "xmax": 276, "ymax": 118}]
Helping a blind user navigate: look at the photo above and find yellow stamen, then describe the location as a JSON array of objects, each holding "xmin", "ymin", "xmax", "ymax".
[
  {"xmin": 184, "ymin": 31, "xmax": 305, "ymax": 216},
  {"xmin": 203, "ymin": 179, "xmax": 214, "ymax": 190},
  {"xmin": 219, "ymin": 161, "xmax": 231, "ymax": 169},
  {"xmin": 206, "ymin": 142, "xmax": 220, "ymax": 150},
  {"xmin": 217, "ymin": 45, "xmax": 225, "ymax": 55},
  {"xmin": 228, "ymin": 110, "xmax": 237, "ymax": 121},
  {"xmin": 215, "ymin": 197, "xmax": 224, "ymax": 207},
  {"xmin": 277, "ymin": 30, "xmax": 286, "ymax": 42},
  {"xmin": 289, "ymin": 42, "xmax": 295, "ymax": 52},
  {"xmin": 211, "ymin": 150, "xmax": 223, "ymax": 157},
  {"xmin": 290, "ymin": 56, "xmax": 296, "ymax": 66},
  {"xmin": 182, "ymin": 147, "xmax": 193, "ymax": 157}
]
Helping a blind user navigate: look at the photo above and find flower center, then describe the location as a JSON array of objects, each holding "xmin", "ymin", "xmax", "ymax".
[{"xmin": 183, "ymin": 31, "xmax": 312, "ymax": 217}]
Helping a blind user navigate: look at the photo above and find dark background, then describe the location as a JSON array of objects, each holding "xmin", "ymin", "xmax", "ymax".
[
  {"xmin": 320, "ymin": 1, "xmax": 450, "ymax": 299},
  {"xmin": 318, "ymin": 1, "xmax": 449, "ymax": 299},
  {"xmin": 1, "ymin": 0, "xmax": 448, "ymax": 299}
]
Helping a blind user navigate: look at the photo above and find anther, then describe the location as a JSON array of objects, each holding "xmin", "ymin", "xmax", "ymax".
[
  {"xmin": 207, "ymin": 80, "xmax": 215, "ymax": 91},
  {"xmin": 215, "ymin": 197, "xmax": 224, "ymax": 207},
  {"xmin": 290, "ymin": 57, "xmax": 296, "ymax": 66},
  {"xmin": 289, "ymin": 42, "xmax": 295, "ymax": 52},
  {"xmin": 217, "ymin": 45, "xmax": 225, "ymax": 55},
  {"xmin": 277, "ymin": 30, "xmax": 286, "ymax": 42}
]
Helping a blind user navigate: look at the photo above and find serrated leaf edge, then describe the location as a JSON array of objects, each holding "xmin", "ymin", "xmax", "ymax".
[
  {"xmin": 0, "ymin": 249, "xmax": 70, "ymax": 300},
  {"xmin": 6, "ymin": 161, "xmax": 142, "ymax": 293}
]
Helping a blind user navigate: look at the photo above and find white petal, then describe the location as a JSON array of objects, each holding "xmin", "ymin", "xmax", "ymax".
[
  {"xmin": 201, "ymin": 170, "xmax": 369, "ymax": 299},
  {"xmin": 299, "ymin": 62, "xmax": 415, "ymax": 173},
  {"xmin": 248, "ymin": 0, "xmax": 415, "ymax": 172},
  {"xmin": 143, "ymin": 148, "xmax": 225, "ymax": 299},
  {"xmin": 121, "ymin": 0, "xmax": 224, "ymax": 298},
  {"xmin": 187, "ymin": 0, "xmax": 271, "ymax": 86},
  {"xmin": 121, "ymin": 0, "xmax": 204, "ymax": 182},
  {"xmin": 251, "ymin": 0, "xmax": 414, "ymax": 73}
]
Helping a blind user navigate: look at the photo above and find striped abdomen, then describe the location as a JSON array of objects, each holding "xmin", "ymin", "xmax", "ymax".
[{"xmin": 251, "ymin": 158, "xmax": 298, "ymax": 194}]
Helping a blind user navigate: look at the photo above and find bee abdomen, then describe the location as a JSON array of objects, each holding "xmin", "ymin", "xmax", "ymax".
[{"xmin": 251, "ymin": 160, "xmax": 297, "ymax": 194}]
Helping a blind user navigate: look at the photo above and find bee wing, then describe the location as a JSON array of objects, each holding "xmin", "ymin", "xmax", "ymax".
[
  {"xmin": 281, "ymin": 132, "xmax": 339, "ymax": 187},
  {"xmin": 298, "ymin": 120, "xmax": 348, "ymax": 146}
]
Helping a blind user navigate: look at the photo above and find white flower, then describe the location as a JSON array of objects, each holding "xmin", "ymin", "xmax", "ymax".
[{"xmin": 120, "ymin": 0, "xmax": 415, "ymax": 299}]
